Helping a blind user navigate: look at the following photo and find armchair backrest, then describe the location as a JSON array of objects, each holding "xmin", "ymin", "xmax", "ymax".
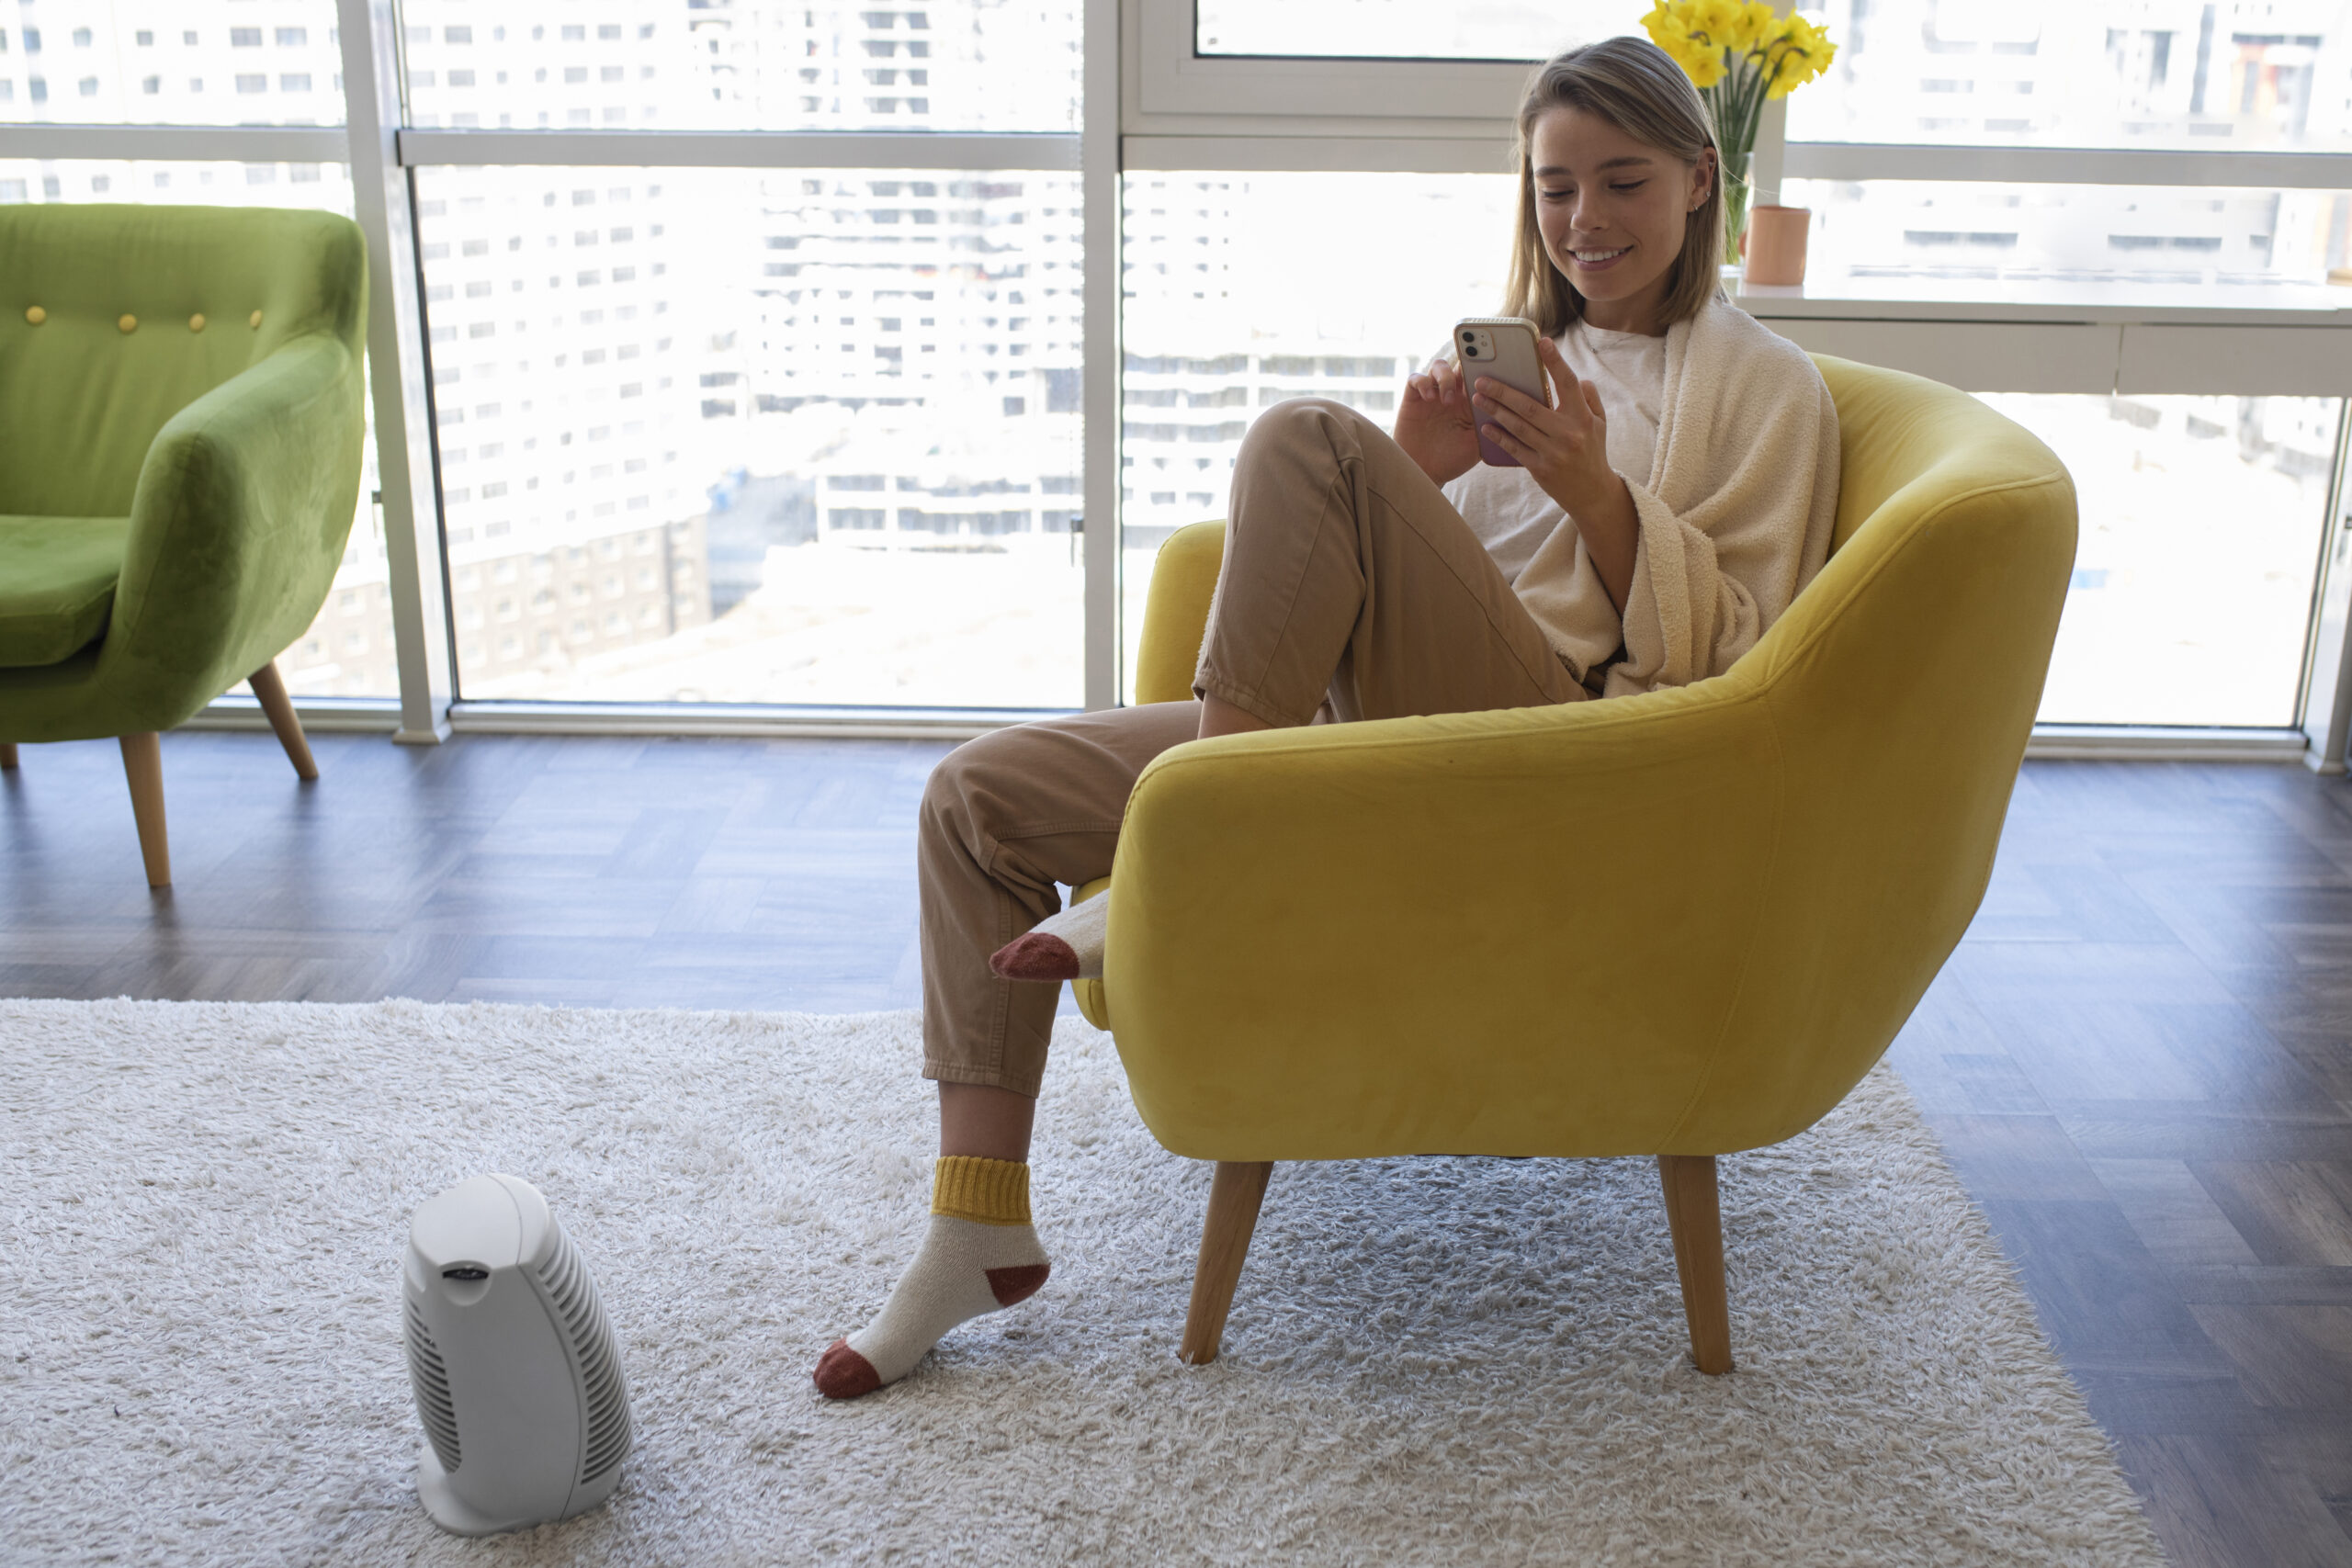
[
  {"xmin": 0, "ymin": 205, "xmax": 367, "ymax": 518},
  {"xmin": 1672, "ymin": 356, "xmax": 2075, "ymax": 1149}
]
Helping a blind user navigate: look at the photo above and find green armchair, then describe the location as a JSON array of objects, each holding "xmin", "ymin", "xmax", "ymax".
[{"xmin": 0, "ymin": 205, "xmax": 369, "ymax": 886}]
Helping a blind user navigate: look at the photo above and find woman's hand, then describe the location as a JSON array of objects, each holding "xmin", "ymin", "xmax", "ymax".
[
  {"xmin": 1472, "ymin": 336, "xmax": 1639, "ymax": 611},
  {"xmin": 1393, "ymin": 355, "xmax": 1481, "ymax": 488}
]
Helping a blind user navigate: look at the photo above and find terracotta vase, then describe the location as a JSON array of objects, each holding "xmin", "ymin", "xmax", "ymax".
[{"xmin": 1742, "ymin": 204, "xmax": 1811, "ymax": 287}]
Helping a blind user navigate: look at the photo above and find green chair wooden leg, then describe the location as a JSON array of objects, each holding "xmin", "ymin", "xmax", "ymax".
[
  {"xmin": 119, "ymin": 732, "xmax": 170, "ymax": 887},
  {"xmin": 248, "ymin": 660, "xmax": 319, "ymax": 781}
]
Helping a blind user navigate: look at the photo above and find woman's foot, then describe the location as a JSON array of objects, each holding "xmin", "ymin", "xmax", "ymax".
[
  {"xmin": 814, "ymin": 1156, "xmax": 1050, "ymax": 1398},
  {"xmin": 988, "ymin": 890, "xmax": 1107, "ymax": 983}
]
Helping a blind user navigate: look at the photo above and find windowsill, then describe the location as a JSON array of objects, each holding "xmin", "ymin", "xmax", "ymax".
[{"xmin": 1731, "ymin": 268, "xmax": 2352, "ymax": 324}]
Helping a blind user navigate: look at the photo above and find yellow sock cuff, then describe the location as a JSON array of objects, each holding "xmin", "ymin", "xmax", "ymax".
[{"xmin": 932, "ymin": 1156, "xmax": 1032, "ymax": 1226}]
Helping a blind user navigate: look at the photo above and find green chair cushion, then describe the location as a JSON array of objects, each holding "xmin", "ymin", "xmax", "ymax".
[{"xmin": 0, "ymin": 514, "xmax": 130, "ymax": 668}]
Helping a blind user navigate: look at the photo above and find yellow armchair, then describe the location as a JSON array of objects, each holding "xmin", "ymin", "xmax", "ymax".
[{"xmin": 1073, "ymin": 356, "xmax": 2076, "ymax": 1373}]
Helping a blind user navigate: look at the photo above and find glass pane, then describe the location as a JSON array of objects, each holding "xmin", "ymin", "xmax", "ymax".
[
  {"xmin": 1787, "ymin": 0, "xmax": 2352, "ymax": 152},
  {"xmin": 414, "ymin": 164, "xmax": 1083, "ymax": 708},
  {"xmin": 1781, "ymin": 178, "xmax": 2352, "ymax": 290},
  {"xmin": 0, "ymin": 158, "xmax": 398, "ymax": 698},
  {"xmin": 1120, "ymin": 170, "xmax": 1515, "ymax": 698},
  {"xmin": 399, "ymin": 2, "xmax": 1079, "ymax": 134},
  {"xmin": 0, "ymin": 2, "xmax": 343, "ymax": 127},
  {"xmin": 1120, "ymin": 175, "xmax": 2335, "ymax": 728},
  {"xmin": 1988, "ymin": 394, "xmax": 2336, "ymax": 728},
  {"xmin": 1195, "ymin": 2, "xmax": 1607, "ymax": 60}
]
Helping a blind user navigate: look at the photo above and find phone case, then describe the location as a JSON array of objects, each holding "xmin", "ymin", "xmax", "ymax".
[{"xmin": 1453, "ymin": 317, "xmax": 1548, "ymax": 468}]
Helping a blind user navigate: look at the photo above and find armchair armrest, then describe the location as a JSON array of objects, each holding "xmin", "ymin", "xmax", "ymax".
[
  {"xmin": 98, "ymin": 334, "xmax": 367, "ymax": 731},
  {"xmin": 1132, "ymin": 521, "xmax": 1226, "ymax": 705},
  {"xmin": 1103, "ymin": 673, "xmax": 1800, "ymax": 1162}
]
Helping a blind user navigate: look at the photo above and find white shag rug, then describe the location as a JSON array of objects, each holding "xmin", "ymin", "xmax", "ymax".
[{"xmin": 0, "ymin": 999, "xmax": 2164, "ymax": 1568}]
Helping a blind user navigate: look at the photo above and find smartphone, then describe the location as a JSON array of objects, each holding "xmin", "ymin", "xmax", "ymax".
[{"xmin": 1453, "ymin": 317, "xmax": 1549, "ymax": 468}]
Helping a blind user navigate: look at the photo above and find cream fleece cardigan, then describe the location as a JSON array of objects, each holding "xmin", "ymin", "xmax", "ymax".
[{"xmin": 1481, "ymin": 298, "xmax": 1839, "ymax": 698}]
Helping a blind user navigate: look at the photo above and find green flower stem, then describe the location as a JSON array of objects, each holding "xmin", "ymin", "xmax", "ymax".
[{"xmin": 1705, "ymin": 41, "xmax": 1789, "ymax": 261}]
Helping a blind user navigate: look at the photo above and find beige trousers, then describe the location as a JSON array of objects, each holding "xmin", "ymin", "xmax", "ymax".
[{"xmin": 919, "ymin": 399, "xmax": 1589, "ymax": 1094}]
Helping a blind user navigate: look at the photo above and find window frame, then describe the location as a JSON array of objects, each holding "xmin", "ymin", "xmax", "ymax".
[{"xmin": 0, "ymin": 0, "xmax": 2346, "ymax": 759}]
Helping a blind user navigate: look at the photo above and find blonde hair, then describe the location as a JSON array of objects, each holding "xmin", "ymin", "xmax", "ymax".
[{"xmin": 1502, "ymin": 36, "xmax": 1724, "ymax": 335}]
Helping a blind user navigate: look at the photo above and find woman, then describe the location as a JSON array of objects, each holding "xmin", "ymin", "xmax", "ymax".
[{"xmin": 814, "ymin": 35, "xmax": 1839, "ymax": 1399}]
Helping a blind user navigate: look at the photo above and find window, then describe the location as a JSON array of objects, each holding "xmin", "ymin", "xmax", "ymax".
[
  {"xmin": 1789, "ymin": 0, "xmax": 2352, "ymax": 152},
  {"xmin": 399, "ymin": 0, "xmax": 1078, "ymax": 132},
  {"xmin": 1992, "ymin": 393, "xmax": 2337, "ymax": 726},
  {"xmin": 1193, "ymin": 2, "xmax": 1600, "ymax": 60},
  {"xmin": 1120, "ymin": 170, "xmax": 1510, "ymax": 695},
  {"xmin": 0, "ymin": 0, "xmax": 343, "ymax": 128},
  {"xmin": 415, "ymin": 163, "xmax": 1083, "ymax": 706},
  {"xmin": 1787, "ymin": 180, "xmax": 2351, "ymax": 289}
]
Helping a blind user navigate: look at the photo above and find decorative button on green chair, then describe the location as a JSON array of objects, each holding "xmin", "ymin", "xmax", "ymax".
[{"xmin": 0, "ymin": 205, "xmax": 369, "ymax": 886}]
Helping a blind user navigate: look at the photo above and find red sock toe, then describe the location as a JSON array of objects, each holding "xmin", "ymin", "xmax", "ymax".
[
  {"xmin": 813, "ymin": 1337, "xmax": 883, "ymax": 1400},
  {"xmin": 989, "ymin": 931, "xmax": 1080, "ymax": 982}
]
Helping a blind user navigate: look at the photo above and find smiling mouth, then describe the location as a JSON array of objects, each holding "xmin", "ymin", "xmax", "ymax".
[{"xmin": 1569, "ymin": 245, "xmax": 1630, "ymax": 265}]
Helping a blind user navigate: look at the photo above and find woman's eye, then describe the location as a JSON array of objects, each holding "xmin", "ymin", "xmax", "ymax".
[
  {"xmin": 1611, "ymin": 182, "xmax": 1646, "ymax": 193},
  {"xmin": 1538, "ymin": 188, "xmax": 1571, "ymax": 202}
]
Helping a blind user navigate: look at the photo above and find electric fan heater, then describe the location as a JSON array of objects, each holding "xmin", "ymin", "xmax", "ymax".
[{"xmin": 401, "ymin": 1173, "xmax": 635, "ymax": 1536}]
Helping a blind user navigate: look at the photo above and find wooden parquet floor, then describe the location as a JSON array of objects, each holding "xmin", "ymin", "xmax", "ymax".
[{"xmin": 7, "ymin": 732, "xmax": 2352, "ymax": 1565}]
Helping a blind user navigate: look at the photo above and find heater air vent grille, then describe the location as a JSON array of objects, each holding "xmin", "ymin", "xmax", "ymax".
[
  {"xmin": 535, "ymin": 1219, "xmax": 633, "ymax": 1486},
  {"xmin": 403, "ymin": 1297, "xmax": 462, "ymax": 1473}
]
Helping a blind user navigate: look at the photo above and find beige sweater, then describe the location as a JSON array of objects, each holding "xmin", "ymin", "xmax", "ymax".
[{"xmin": 1453, "ymin": 298, "xmax": 1839, "ymax": 698}]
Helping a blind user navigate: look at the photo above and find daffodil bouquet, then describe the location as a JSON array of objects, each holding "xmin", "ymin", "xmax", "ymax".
[{"xmin": 1640, "ymin": 1, "xmax": 1836, "ymax": 261}]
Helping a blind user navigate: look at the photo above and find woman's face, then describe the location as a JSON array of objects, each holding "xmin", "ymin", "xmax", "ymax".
[{"xmin": 1530, "ymin": 106, "xmax": 1714, "ymax": 335}]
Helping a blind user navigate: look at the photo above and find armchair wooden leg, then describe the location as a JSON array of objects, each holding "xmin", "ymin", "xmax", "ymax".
[
  {"xmin": 247, "ymin": 660, "xmax": 318, "ymax": 781},
  {"xmin": 119, "ymin": 732, "xmax": 170, "ymax": 888},
  {"xmin": 1180, "ymin": 1159, "xmax": 1273, "ymax": 1366},
  {"xmin": 1658, "ymin": 1154, "xmax": 1734, "ymax": 1375},
  {"xmin": 0, "ymin": 742, "xmax": 16, "ymax": 769}
]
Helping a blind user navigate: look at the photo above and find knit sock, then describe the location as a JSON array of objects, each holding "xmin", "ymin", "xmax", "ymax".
[
  {"xmin": 988, "ymin": 891, "xmax": 1106, "ymax": 984},
  {"xmin": 813, "ymin": 1155, "xmax": 1050, "ymax": 1399}
]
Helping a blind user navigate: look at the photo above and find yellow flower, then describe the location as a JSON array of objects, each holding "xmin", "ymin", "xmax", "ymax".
[
  {"xmin": 1722, "ymin": 0, "xmax": 1778, "ymax": 55},
  {"xmin": 1685, "ymin": 0, "xmax": 1746, "ymax": 46},
  {"xmin": 1646, "ymin": 1, "xmax": 1740, "ymax": 89},
  {"xmin": 1643, "ymin": 0, "xmax": 1730, "ymax": 89},
  {"xmin": 1761, "ymin": 13, "xmax": 1837, "ymax": 97}
]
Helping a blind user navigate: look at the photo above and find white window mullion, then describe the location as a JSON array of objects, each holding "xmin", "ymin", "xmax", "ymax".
[
  {"xmin": 1083, "ymin": 0, "xmax": 1122, "ymax": 709},
  {"xmin": 0, "ymin": 124, "xmax": 346, "ymax": 162},
  {"xmin": 394, "ymin": 129, "xmax": 1080, "ymax": 171},
  {"xmin": 338, "ymin": 0, "xmax": 453, "ymax": 743},
  {"xmin": 2298, "ymin": 402, "xmax": 2352, "ymax": 773},
  {"xmin": 1781, "ymin": 141, "xmax": 2352, "ymax": 191}
]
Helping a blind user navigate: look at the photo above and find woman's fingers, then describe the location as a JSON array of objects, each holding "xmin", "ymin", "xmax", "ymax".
[
  {"xmin": 1476, "ymin": 390, "xmax": 1545, "ymax": 446},
  {"xmin": 1535, "ymin": 335, "xmax": 1572, "ymax": 405},
  {"xmin": 1579, "ymin": 377, "xmax": 1607, "ymax": 422},
  {"xmin": 1473, "ymin": 375, "xmax": 1549, "ymax": 423},
  {"xmin": 1489, "ymin": 424, "xmax": 1532, "ymax": 460}
]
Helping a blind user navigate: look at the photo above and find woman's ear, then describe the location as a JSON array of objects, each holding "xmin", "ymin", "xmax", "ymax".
[{"xmin": 1689, "ymin": 147, "xmax": 1716, "ymax": 213}]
